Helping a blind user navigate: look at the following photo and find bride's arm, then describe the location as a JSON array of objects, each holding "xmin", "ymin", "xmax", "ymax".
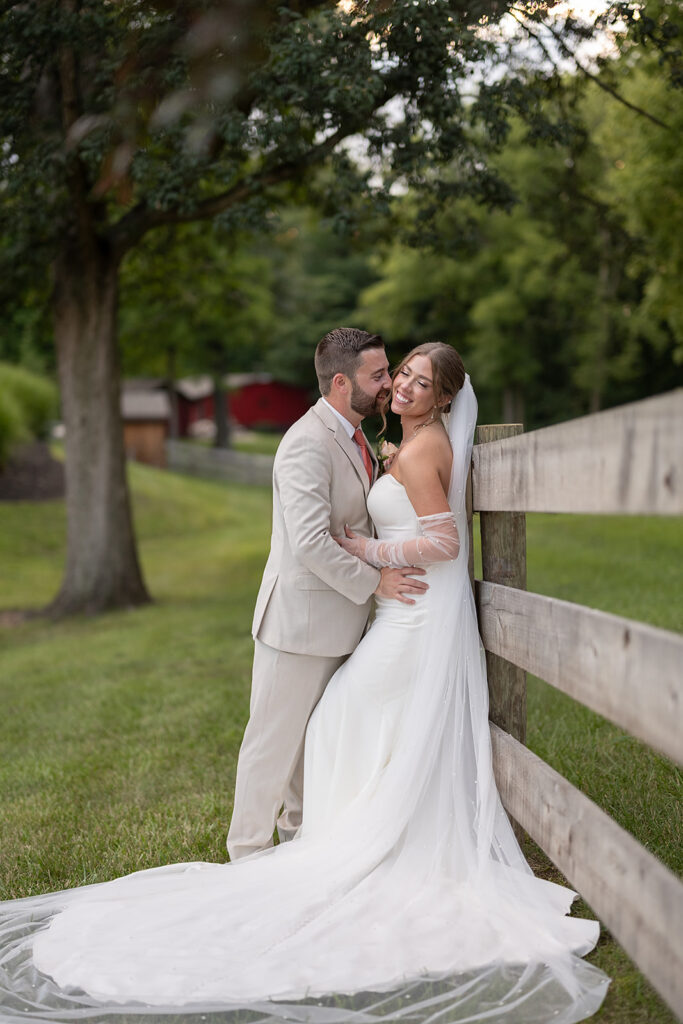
[
  {"xmin": 339, "ymin": 513, "xmax": 459, "ymax": 568},
  {"xmin": 337, "ymin": 437, "xmax": 460, "ymax": 567}
]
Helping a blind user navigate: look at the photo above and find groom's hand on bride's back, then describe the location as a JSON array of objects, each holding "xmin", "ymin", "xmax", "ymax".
[{"xmin": 375, "ymin": 567, "xmax": 428, "ymax": 604}]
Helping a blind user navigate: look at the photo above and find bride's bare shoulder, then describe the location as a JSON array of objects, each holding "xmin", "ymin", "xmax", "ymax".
[
  {"xmin": 400, "ymin": 424, "xmax": 452, "ymax": 469},
  {"xmin": 393, "ymin": 425, "xmax": 452, "ymax": 511},
  {"xmin": 393, "ymin": 424, "xmax": 452, "ymax": 496}
]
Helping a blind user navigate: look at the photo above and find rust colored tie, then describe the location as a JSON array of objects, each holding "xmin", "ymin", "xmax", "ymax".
[{"xmin": 353, "ymin": 427, "xmax": 373, "ymax": 484}]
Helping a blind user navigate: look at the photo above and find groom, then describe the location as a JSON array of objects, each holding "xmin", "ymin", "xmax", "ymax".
[{"xmin": 227, "ymin": 328, "xmax": 427, "ymax": 860}]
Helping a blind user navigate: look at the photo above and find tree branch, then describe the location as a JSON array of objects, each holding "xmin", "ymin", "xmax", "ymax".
[
  {"xmin": 110, "ymin": 99, "xmax": 389, "ymax": 255},
  {"xmin": 509, "ymin": 7, "xmax": 671, "ymax": 131}
]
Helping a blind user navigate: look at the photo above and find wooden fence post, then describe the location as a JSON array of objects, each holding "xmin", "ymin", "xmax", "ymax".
[{"xmin": 476, "ymin": 424, "xmax": 527, "ymax": 747}]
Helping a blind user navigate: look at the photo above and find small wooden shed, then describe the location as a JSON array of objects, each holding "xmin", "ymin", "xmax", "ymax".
[{"xmin": 121, "ymin": 389, "xmax": 171, "ymax": 468}]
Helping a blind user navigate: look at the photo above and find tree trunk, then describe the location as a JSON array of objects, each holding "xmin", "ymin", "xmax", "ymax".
[
  {"xmin": 49, "ymin": 237, "xmax": 151, "ymax": 616},
  {"xmin": 213, "ymin": 375, "xmax": 231, "ymax": 449}
]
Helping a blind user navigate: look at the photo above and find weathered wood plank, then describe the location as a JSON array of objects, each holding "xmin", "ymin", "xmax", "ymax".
[
  {"xmin": 477, "ymin": 582, "xmax": 683, "ymax": 766},
  {"xmin": 472, "ymin": 389, "xmax": 683, "ymax": 514},
  {"xmin": 477, "ymin": 425, "xmax": 527, "ymax": 751},
  {"xmin": 490, "ymin": 724, "xmax": 683, "ymax": 1018}
]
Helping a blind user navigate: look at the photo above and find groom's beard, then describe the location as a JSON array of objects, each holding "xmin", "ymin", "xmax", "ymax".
[{"xmin": 350, "ymin": 381, "xmax": 389, "ymax": 419}]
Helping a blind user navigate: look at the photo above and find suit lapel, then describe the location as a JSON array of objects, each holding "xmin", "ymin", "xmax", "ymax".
[{"xmin": 312, "ymin": 399, "xmax": 372, "ymax": 497}]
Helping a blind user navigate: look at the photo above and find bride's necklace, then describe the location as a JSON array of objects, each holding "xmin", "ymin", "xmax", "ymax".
[
  {"xmin": 379, "ymin": 415, "xmax": 445, "ymax": 472},
  {"xmin": 399, "ymin": 415, "xmax": 444, "ymax": 451}
]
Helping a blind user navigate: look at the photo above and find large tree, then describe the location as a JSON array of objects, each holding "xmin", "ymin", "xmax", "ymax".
[{"xmin": 0, "ymin": 0, "xmax": 605, "ymax": 614}]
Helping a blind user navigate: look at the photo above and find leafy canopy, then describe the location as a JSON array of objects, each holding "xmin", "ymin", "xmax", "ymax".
[{"xmin": 1, "ymin": 0, "xmax": 583, "ymax": 281}]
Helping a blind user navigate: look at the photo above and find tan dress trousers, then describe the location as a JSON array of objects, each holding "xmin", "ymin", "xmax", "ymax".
[{"xmin": 227, "ymin": 640, "xmax": 346, "ymax": 861}]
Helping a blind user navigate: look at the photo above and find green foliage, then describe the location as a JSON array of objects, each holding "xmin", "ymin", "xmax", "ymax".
[
  {"xmin": 587, "ymin": 64, "xmax": 683, "ymax": 358},
  {"xmin": 600, "ymin": 0, "xmax": 682, "ymax": 89},
  {"xmin": 0, "ymin": 388, "xmax": 26, "ymax": 467},
  {"xmin": 356, "ymin": 208, "xmax": 596, "ymax": 427},
  {"xmin": 355, "ymin": 48, "xmax": 683, "ymax": 427},
  {"xmin": 0, "ymin": 0, "xmax": 601, "ymax": 284},
  {"xmin": 117, "ymin": 203, "xmax": 382, "ymax": 392},
  {"xmin": 0, "ymin": 300, "xmax": 54, "ymax": 374},
  {"xmin": 119, "ymin": 224, "xmax": 275, "ymax": 379},
  {"xmin": 0, "ymin": 363, "xmax": 58, "ymax": 438},
  {"xmin": 262, "ymin": 207, "xmax": 378, "ymax": 389},
  {"xmin": 0, "ymin": 363, "xmax": 58, "ymax": 465},
  {"xmin": 0, "ymin": 237, "xmax": 54, "ymax": 373}
]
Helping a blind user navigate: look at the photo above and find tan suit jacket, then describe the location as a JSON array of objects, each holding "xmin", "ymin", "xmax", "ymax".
[{"xmin": 252, "ymin": 398, "xmax": 381, "ymax": 657}]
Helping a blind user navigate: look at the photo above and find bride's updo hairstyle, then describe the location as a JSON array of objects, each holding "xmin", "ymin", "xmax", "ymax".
[{"xmin": 394, "ymin": 342, "xmax": 466, "ymax": 412}]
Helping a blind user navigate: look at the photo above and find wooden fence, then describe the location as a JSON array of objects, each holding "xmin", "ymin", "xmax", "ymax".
[
  {"xmin": 166, "ymin": 439, "xmax": 274, "ymax": 486},
  {"xmin": 469, "ymin": 389, "xmax": 683, "ymax": 1019}
]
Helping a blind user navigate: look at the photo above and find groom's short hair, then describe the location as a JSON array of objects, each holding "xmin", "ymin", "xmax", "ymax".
[{"xmin": 315, "ymin": 328, "xmax": 385, "ymax": 395}]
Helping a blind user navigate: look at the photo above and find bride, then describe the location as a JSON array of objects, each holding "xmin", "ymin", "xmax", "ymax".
[{"xmin": 0, "ymin": 344, "xmax": 609, "ymax": 1024}]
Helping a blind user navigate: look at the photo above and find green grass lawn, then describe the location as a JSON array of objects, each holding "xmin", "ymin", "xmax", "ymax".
[{"xmin": 0, "ymin": 463, "xmax": 680, "ymax": 1022}]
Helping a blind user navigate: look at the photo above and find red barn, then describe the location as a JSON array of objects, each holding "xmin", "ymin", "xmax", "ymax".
[
  {"xmin": 176, "ymin": 374, "xmax": 311, "ymax": 436},
  {"xmin": 230, "ymin": 376, "xmax": 311, "ymax": 431}
]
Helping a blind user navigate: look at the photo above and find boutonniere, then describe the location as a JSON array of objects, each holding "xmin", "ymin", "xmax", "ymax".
[{"xmin": 376, "ymin": 440, "xmax": 399, "ymax": 475}]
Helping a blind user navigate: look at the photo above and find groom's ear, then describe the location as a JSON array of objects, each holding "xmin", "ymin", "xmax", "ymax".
[{"xmin": 330, "ymin": 371, "xmax": 350, "ymax": 395}]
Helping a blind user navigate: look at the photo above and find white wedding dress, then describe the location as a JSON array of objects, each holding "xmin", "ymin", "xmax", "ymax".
[{"xmin": 0, "ymin": 379, "xmax": 610, "ymax": 1024}]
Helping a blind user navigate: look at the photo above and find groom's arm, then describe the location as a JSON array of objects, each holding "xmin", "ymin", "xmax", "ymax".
[{"xmin": 276, "ymin": 434, "xmax": 381, "ymax": 605}]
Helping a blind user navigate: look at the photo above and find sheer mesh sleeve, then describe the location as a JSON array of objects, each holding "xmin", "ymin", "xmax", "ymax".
[{"xmin": 338, "ymin": 512, "xmax": 459, "ymax": 568}]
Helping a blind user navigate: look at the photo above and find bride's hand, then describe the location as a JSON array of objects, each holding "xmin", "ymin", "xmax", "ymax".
[{"xmin": 333, "ymin": 526, "xmax": 369, "ymax": 561}]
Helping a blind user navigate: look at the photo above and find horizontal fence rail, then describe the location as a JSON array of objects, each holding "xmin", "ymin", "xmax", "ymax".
[
  {"xmin": 476, "ymin": 581, "xmax": 683, "ymax": 766},
  {"xmin": 472, "ymin": 389, "xmax": 683, "ymax": 515},
  {"xmin": 166, "ymin": 440, "xmax": 274, "ymax": 486},
  {"xmin": 490, "ymin": 724, "xmax": 683, "ymax": 1018}
]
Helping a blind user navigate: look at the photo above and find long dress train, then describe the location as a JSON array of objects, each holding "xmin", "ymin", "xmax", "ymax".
[{"xmin": 0, "ymin": 378, "xmax": 609, "ymax": 1024}]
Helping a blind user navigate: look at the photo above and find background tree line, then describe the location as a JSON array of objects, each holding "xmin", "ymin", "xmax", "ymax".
[{"xmin": 6, "ymin": 38, "xmax": 679, "ymax": 434}]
